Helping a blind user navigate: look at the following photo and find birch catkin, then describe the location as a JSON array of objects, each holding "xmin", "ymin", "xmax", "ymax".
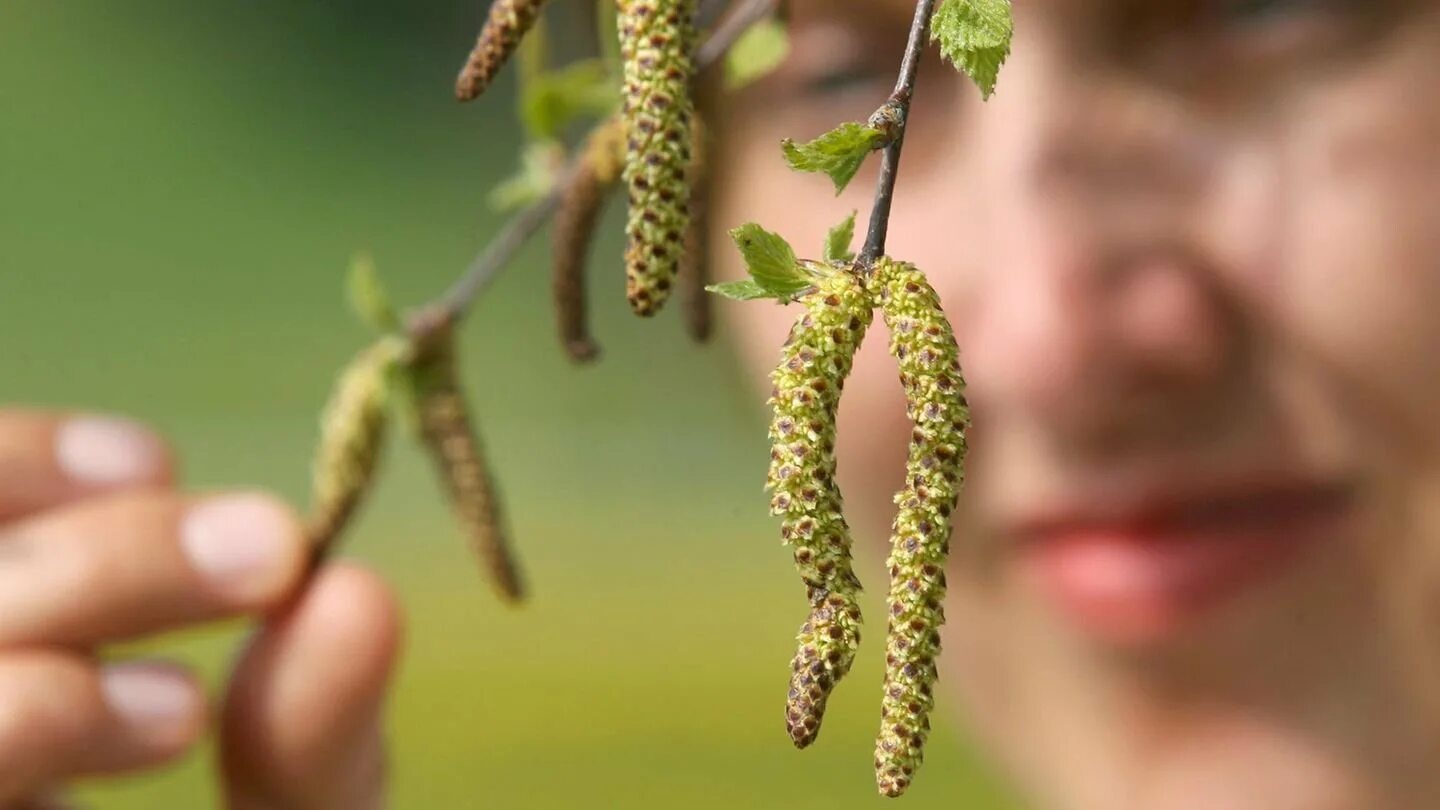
[
  {"xmin": 552, "ymin": 116, "xmax": 626, "ymax": 363},
  {"xmin": 617, "ymin": 0, "xmax": 698, "ymax": 316},
  {"xmin": 456, "ymin": 0, "xmax": 549, "ymax": 102},
  {"xmin": 678, "ymin": 117, "xmax": 712, "ymax": 342},
  {"xmin": 871, "ymin": 258, "xmax": 969, "ymax": 798},
  {"xmin": 410, "ymin": 319, "xmax": 526, "ymax": 602},
  {"xmin": 767, "ymin": 269, "xmax": 875, "ymax": 748},
  {"xmin": 305, "ymin": 339, "xmax": 400, "ymax": 561}
]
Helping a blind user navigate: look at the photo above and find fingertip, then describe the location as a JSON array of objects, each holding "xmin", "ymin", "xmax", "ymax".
[
  {"xmin": 221, "ymin": 564, "xmax": 401, "ymax": 806},
  {"xmin": 179, "ymin": 491, "xmax": 310, "ymax": 612},
  {"xmin": 97, "ymin": 660, "xmax": 208, "ymax": 764},
  {"xmin": 53, "ymin": 414, "xmax": 176, "ymax": 490}
]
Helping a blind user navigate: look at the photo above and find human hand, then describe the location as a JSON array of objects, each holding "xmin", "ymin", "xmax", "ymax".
[{"xmin": 0, "ymin": 409, "xmax": 402, "ymax": 809}]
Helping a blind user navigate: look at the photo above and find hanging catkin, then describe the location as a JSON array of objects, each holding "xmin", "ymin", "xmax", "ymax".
[
  {"xmin": 456, "ymin": 0, "xmax": 549, "ymax": 102},
  {"xmin": 678, "ymin": 116, "xmax": 712, "ymax": 342},
  {"xmin": 409, "ymin": 316, "xmax": 526, "ymax": 602},
  {"xmin": 870, "ymin": 258, "xmax": 969, "ymax": 798},
  {"xmin": 552, "ymin": 116, "xmax": 626, "ymax": 363},
  {"xmin": 305, "ymin": 339, "xmax": 400, "ymax": 562},
  {"xmin": 617, "ymin": 0, "xmax": 698, "ymax": 316},
  {"xmin": 766, "ymin": 269, "xmax": 875, "ymax": 748}
]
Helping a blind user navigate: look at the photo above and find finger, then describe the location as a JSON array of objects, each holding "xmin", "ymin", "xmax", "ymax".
[
  {"xmin": 0, "ymin": 652, "xmax": 205, "ymax": 803},
  {"xmin": 0, "ymin": 491, "xmax": 307, "ymax": 648},
  {"xmin": 0, "ymin": 410, "xmax": 175, "ymax": 524},
  {"xmin": 221, "ymin": 565, "xmax": 402, "ymax": 810}
]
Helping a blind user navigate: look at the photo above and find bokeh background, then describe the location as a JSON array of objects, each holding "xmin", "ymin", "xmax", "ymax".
[{"xmin": 1, "ymin": 2, "xmax": 1022, "ymax": 807}]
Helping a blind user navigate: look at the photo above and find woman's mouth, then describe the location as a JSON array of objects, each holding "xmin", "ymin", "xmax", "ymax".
[{"xmin": 1014, "ymin": 483, "xmax": 1352, "ymax": 644}]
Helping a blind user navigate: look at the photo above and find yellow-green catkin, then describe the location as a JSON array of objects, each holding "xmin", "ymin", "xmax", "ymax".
[
  {"xmin": 871, "ymin": 258, "xmax": 969, "ymax": 798},
  {"xmin": 767, "ymin": 269, "xmax": 875, "ymax": 748},
  {"xmin": 455, "ymin": 0, "xmax": 549, "ymax": 102},
  {"xmin": 552, "ymin": 116, "xmax": 626, "ymax": 363},
  {"xmin": 617, "ymin": 0, "xmax": 698, "ymax": 316},
  {"xmin": 305, "ymin": 339, "xmax": 400, "ymax": 561},
  {"xmin": 409, "ymin": 318, "xmax": 526, "ymax": 602}
]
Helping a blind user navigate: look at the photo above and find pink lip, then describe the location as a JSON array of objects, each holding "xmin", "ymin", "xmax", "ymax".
[{"xmin": 1014, "ymin": 484, "xmax": 1350, "ymax": 644}]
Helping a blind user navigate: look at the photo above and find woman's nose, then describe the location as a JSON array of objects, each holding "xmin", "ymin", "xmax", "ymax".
[{"xmin": 960, "ymin": 79, "xmax": 1239, "ymax": 437}]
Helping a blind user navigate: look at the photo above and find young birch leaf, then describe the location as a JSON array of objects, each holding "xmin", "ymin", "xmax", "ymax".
[
  {"xmin": 488, "ymin": 140, "xmax": 564, "ymax": 212},
  {"xmin": 824, "ymin": 211, "xmax": 857, "ymax": 264},
  {"xmin": 930, "ymin": 0, "xmax": 1014, "ymax": 99},
  {"xmin": 781, "ymin": 122, "xmax": 887, "ymax": 195},
  {"xmin": 724, "ymin": 17, "xmax": 790, "ymax": 90},
  {"xmin": 346, "ymin": 253, "xmax": 400, "ymax": 334},
  {"xmin": 706, "ymin": 280, "xmax": 774, "ymax": 301},
  {"xmin": 519, "ymin": 59, "xmax": 621, "ymax": 141},
  {"xmin": 729, "ymin": 223, "xmax": 809, "ymax": 297}
]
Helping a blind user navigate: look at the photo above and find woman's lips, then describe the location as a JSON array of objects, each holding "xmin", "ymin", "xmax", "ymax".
[{"xmin": 1014, "ymin": 485, "xmax": 1350, "ymax": 644}]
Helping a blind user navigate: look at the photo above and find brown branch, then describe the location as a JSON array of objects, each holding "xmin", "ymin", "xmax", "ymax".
[{"xmin": 858, "ymin": 0, "xmax": 937, "ymax": 266}]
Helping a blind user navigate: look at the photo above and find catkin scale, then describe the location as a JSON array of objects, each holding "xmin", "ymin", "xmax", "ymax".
[
  {"xmin": 305, "ymin": 340, "xmax": 399, "ymax": 561},
  {"xmin": 871, "ymin": 259, "xmax": 969, "ymax": 798},
  {"xmin": 410, "ymin": 319, "xmax": 525, "ymax": 603},
  {"xmin": 456, "ymin": 0, "xmax": 549, "ymax": 102},
  {"xmin": 617, "ymin": 0, "xmax": 698, "ymax": 316},
  {"xmin": 766, "ymin": 270, "xmax": 874, "ymax": 748},
  {"xmin": 552, "ymin": 117, "xmax": 626, "ymax": 363}
]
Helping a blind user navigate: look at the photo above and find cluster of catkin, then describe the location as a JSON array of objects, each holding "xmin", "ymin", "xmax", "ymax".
[
  {"xmin": 304, "ymin": 315, "xmax": 524, "ymax": 603},
  {"xmin": 456, "ymin": 0, "xmax": 709, "ymax": 360},
  {"xmin": 766, "ymin": 258, "xmax": 968, "ymax": 797}
]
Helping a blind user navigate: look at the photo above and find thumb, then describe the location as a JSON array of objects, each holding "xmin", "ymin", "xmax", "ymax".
[{"xmin": 219, "ymin": 564, "xmax": 403, "ymax": 810}]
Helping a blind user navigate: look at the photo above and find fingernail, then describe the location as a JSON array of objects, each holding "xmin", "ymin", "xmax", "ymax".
[
  {"xmin": 100, "ymin": 662, "xmax": 199, "ymax": 741},
  {"xmin": 55, "ymin": 415, "xmax": 167, "ymax": 486},
  {"xmin": 182, "ymin": 494, "xmax": 295, "ymax": 598}
]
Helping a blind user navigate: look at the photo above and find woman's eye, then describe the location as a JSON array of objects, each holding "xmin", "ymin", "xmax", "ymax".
[
  {"xmin": 1217, "ymin": 0, "xmax": 1328, "ymax": 24},
  {"xmin": 801, "ymin": 64, "xmax": 888, "ymax": 100}
]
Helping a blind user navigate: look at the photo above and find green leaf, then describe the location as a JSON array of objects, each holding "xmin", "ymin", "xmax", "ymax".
[
  {"xmin": 930, "ymin": 0, "xmax": 1014, "ymax": 99},
  {"xmin": 488, "ymin": 141, "xmax": 565, "ymax": 212},
  {"xmin": 824, "ymin": 211, "xmax": 857, "ymax": 264},
  {"xmin": 519, "ymin": 59, "xmax": 621, "ymax": 142},
  {"xmin": 729, "ymin": 223, "xmax": 811, "ymax": 298},
  {"xmin": 781, "ymin": 122, "xmax": 886, "ymax": 195},
  {"xmin": 346, "ymin": 253, "xmax": 400, "ymax": 333},
  {"xmin": 705, "ymin": 280, "xmax": 775, "ymax": 301},
  {"xmin": 725, "ymin": 18, "xmax": 790, "ymax": 90}
]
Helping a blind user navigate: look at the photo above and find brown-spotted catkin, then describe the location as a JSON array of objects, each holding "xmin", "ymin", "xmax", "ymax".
[
  {"xmin": 409, "ymin": 317, "xmax": 525, "ymax": 602},
  {"xmin": 305, "ymin": 339, "xmax": 401, "ymax": 561},
  {"xmin": 455, "ymin": 0, "xmax": 549, "ymax": 102},
  {"xmin": 552, "ymin": 116, "xmax": 627, "ymax": 363},
  {"xmin": 617, "ymin": 0, "xmax": 698, "ymax": 316},
  {"xmin": 678, "ymin": 116, "xmax": 712, "ymax": 343},
  {"xmin": 767, "ymin": 268, "xmax": 875, "ymax": 747},
  {"xmin": 870, "ymin": 258, "xmax": 969, "ymax": 798}
]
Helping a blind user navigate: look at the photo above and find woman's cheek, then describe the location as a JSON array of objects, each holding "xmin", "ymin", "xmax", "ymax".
[{"xmin": 1273, "ymin": 26, "xmax": 1440, "ymax": 456}]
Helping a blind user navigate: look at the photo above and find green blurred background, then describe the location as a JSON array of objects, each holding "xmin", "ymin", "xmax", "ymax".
[{"xmin": 0, "ymin": 3, "xmax": 1022, "ymax": 806}]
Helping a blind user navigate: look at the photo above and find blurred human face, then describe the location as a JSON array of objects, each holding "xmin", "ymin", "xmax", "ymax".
[{"xmin": 714, "ymin": 1, "xmax": 1440, "ymax": 808}]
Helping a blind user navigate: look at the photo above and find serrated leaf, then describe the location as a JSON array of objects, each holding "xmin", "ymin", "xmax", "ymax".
[
  {"xmin": 346, "ymin": 253, "xmax": 400, "ymax": 333},
  {"xmin": 781, "ymin": 122, "xmax": 887, "ymax": 195},
  {"xmin": 930, "ymin": 0, "xmax": 1013, "ymax": 99},
  {"xmin": 725, "ymin": 18, "xmax": 790, "ymax": 90},
  {"xmin": 729, "ymin": 223, "xmax": 811, "ymax": 297},
  {"xmin": 488, "ymin": 140, "xmax": 565, "ymax": 212},
  {"xmin": 519, "ymin": 59, "xmax": 621, "ymax": 142},
  {"xmin": 824, "ymin": 211, "xmax": 857, "ymax": 264},
  {"xmin": 706, "ymin": 280, "xmax": 776, "ymax": 301}
]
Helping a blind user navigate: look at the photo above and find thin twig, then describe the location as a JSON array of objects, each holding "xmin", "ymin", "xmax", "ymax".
[
  {"xmin": 435, "ymin": 177, "xmax": 570, "ymax": 323},
  {"xmin": 420, "ymin": 0, "xmax": 780, "ymax": 331},
  {"xmin": 697, "ymin": 0, "xmax": 779, "ymax": 67},
  {"xmin": 859, "ymin": 0, "xmax": 937, "ymax": 265}
]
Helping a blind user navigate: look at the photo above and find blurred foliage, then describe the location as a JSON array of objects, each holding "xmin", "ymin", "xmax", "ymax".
[{"xmin": 0, "ymin": 2, "xmax": 1023, "ymax": 807}]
